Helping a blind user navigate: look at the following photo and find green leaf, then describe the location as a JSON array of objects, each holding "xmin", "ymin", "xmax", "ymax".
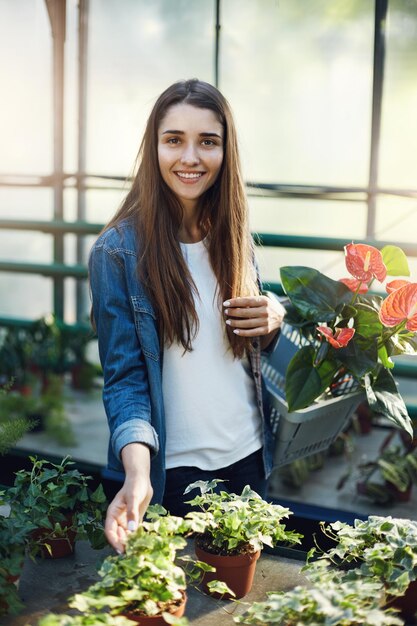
[
  {"xmin": 285, "ymin": 346, "xmax": 324, "ymax": 411},
  {"xmin": 381, "ymin": 245, "xmax": 410, "ymax": 277},
  {"xmin": 354, "ymin": 305, "xmax": 383, "ymax": 341},
  {"xmin": 365, "ymin": 368, "xmax": 413, "ymax": 436},
  {"xmin": 337, "ymin": 337, "xmax": 377, "ymax": 377},
  {"xmin": 280, "ymin": 267, "xmax": 351, "ymax": 323},
  {"xmin": 207, "ymin": 579, "xmax": 236, "ymax": 597}
]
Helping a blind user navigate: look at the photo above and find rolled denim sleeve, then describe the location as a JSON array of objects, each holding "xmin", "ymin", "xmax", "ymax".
[{"xmin": 89, "ymin": 242, "xmax": 159, "ymax": 460}]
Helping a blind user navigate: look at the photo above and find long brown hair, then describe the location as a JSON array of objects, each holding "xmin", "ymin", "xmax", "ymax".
[{"xmin": 102, "ymin": 79, "xmax": 259, "ymax": 358}]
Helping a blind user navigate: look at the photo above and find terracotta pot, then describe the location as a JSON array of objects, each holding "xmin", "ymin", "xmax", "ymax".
[
  {"xmin": 121, "ymin": 593, "xmax": 187, "ymax": 625},
  {"xmin": 388, "ymin": 579, "xmax": 417, "ymax": 623},
  {"xmin": 31, "ymin": 514, "xmax": 76, "ymax": 558},
  {"xmin": 195, "ymin": 543, "xmax": 261, "ymax": 599}
]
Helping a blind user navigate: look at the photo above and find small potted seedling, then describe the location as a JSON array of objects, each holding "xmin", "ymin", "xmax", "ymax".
[
  {"xmin": 184, "ymin": 480, "xmax": 302, "ymax": 599},
  {"xmin": 7, "ymin": 456, "xmax": 107, "ymax": 559}
]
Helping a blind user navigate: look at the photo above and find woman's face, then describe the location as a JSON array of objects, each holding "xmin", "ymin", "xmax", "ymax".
[{"xmin": 157, "ymin": 103, "xmax": 224, "ymax": 212}]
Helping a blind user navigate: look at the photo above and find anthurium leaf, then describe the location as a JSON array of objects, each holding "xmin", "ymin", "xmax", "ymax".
[
  {"xmin": 338, "ymin": 303, "xmax": 357, "ymax": 320},
  {"xmin": 354, "ymin": 305, "xmax": 383, "ymax": 340},
  {"xmin": 381, "ymin": 245, "xmax": 410, "ymax": 277},
  {"xmin": 285, "ymin": 345, "xmax": 324, "ymax": 411},
  {"xmin": 365, "ymin": 368, "xmax": 413, "ymax": 437},
  {"xmin": 337, "ymin": 337, "xmax": 378, "ymax": 377},
  {"xmin": 317, "ymin": 357, "xmax": 339, "ymax": 389},
  {"xmin": 280, "ymin": 267, "xmax": 351, "ymax": 323}
]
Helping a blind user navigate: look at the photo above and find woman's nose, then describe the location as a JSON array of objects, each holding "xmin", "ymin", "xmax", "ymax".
[{"xmin": 180, "ymin": 143, "xmax": 199, "ymax": 165}]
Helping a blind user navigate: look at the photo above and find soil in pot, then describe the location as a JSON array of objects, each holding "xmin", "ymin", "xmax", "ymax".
[
  {"xmin": 31, "ymin": 514, "xmax": 76, "ymax": 558},
  {"xmin": 121, "ymin": 592, "xmax": 187, "ymax": 625},
  {"xmin": 195, "ymin": 541, "xmax": 260, "ymax": 599}
]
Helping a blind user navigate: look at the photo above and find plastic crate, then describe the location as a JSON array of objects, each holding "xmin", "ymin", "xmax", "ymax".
[{"xmin": 262, "ymin": 323, "xmax": 364, "ymax": 467}]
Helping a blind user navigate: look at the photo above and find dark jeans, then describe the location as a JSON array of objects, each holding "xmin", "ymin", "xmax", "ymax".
[{"xmin": 162, "ymin": 448, "xmax": 267, "ymax": 517}]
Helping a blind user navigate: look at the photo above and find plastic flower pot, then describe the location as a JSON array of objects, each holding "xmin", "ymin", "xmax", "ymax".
[
  {"xmin": 195, "ymin": 543, "xmax": 260, "ymax": 599},
  {"xmin": 121, "ymin": 593, "xmax": 187, "ymax": 625}
]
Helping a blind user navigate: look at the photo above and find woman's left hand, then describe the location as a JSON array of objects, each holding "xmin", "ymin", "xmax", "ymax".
[{"xmin": 223, "ymin": 295, "xmax": 285, "ymax": 346}]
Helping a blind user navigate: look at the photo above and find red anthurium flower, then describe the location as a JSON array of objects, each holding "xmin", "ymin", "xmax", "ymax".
[
  {"xmin": 379, "ymin": 283, "xmax": 417, "ymax": 331},
  {"xmin": 386, "ymin": 279, "xmax": 410, "ymax": 294},
  {"xmin": 339, "ymin": 278, "xmax": 369, "ymax": 294},
  {"xmin": 344, "ymin": 243, "xmax": 387, "ymax": 283},
  {"xmin": 317, "ymin": 326, "xmax": 356, "ymax": 349}
]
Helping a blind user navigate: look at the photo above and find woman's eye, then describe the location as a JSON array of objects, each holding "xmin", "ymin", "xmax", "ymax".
[{"xmin": 167, "ymin": 137, "xmax": 180, "ymax": 144}]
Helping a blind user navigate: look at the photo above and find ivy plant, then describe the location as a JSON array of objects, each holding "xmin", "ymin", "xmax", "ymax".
[
  {"xmin": 234, "ymin": 578, "xmax": 403, "ymax": 625},
  {"xmin": 183, "ymin": 479, "xmax": 302, "ymax": 555},
  {"xmin": 306, "ymin": 516, "xmax": 417, "ymax": 598},
  {"xmin": 70, "ymin": 509, "xmax": 189, "ymax": 621},
  {"xmin": 5, "ymin": 455, "xmax": 107, "ymax": 557}
]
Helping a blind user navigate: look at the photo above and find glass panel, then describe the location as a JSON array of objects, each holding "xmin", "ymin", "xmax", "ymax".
[
  {"xmin": 0, "ymin": 187, "xmax": 53, "ymax": 220},
  {"xmin": 249, "ymin": 196, "xmax": 367, "ymax": 237},
  {"xmin": 0, "ymin": 274, "xmax": 52, "ymax": 319},
  {"xmin": 0, "ymin": 0, "xmax": 52, "ymax": 174},
  {"xmin": 0, "ymin": 231, "xmax": 52, "ymax": 263},
  {"xmin": 375, "ymin": 196, "xmax": 417, "ymax": 278},
  {"xmin": 256, "ymin": 246, "xmax": 343, "ymax": 286},
  {"xmin": 221, "ymin": 0, "xmax": 374, "ymax": 186},
  {"xmin": 379, "ymin": 0, "xmax": 417, "ymax": 188},
  {"xmin": 86, "ymin": 188, "xmax": 126, "ymax": 224},
  {"xmin": 87, "ymin": 0, "xmax": 215, "ymax": 175}
]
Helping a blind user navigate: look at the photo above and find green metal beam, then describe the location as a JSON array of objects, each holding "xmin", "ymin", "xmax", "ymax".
[
  {"xmin": 255, "ymin": 233, "xmax": 417, "ymax": 257},
  {"xmin": 0, "ymin": 219, "xmax": 103, "ymax": 235},
  {"xmin": 0, "ymin": 261, "xmax": 87, "ymax": 279}
]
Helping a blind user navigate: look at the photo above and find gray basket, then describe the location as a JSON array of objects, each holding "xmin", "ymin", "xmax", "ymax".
[{"xmin": 262, "ymin": 323, "xmax": 364, "ymax": 467}]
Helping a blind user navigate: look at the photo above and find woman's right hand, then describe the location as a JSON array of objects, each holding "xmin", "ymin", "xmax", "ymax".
[{"xmin": 104, "ymin": 442, "xmax": 153, "ymax": 553}]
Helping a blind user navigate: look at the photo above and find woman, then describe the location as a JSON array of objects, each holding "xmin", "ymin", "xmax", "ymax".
[{"xmin": 89, "ymin": 79, "xmax": 285, "ymax": 553}]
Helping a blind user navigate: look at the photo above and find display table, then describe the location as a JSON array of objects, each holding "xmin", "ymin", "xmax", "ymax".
[{"xmin": 3, "ymin": 542, "xmax": 307, "ymax": 626}]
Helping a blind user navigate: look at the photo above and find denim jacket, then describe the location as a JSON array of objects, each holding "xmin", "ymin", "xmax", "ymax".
[{"xmin": 89, "ymin": 218, "xmax": 276, "ymax": 503}]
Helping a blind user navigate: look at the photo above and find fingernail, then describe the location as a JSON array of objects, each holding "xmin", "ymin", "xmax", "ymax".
[
  {"xmin": 226, "ymin": 320, "xmax": 231, "ymax": 325},
  {"xmin": 127, "ymin": 520, "xmax": 138, "ymax": 532},
  {"xmin": 116, "ymin": 548, "xmax": 123, "ymax": 555},
  {"xmin": 233, "ymin": 329, "xmax": 240, "ymax": 334},
  {"xmin": 223, "ymin": 300, "xmax": 230, "ymax": 306}
]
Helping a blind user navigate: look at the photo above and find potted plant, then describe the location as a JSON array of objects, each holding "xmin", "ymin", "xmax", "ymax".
[
  {"xmin": 70, "ymin": 510, "xmax": 190, "ymax": 625},
  {"xmin": 183, "ymin": 480, "xmax": 303, "ymax": 599},
  {"xmin": 0, "ymin": 513, "xmax": 28, "ymax": 617},
  {"xmin": 6, "ymin": 455, "xmax": 107, "ymax": 559},
  {"xmin": 279, "ymin": 242, "xmax": 417, "ymax": 438},
  {"xmin": 233, "ymin": 577, "xmax": 403, "ymax": 625},
  {"xmin": 61, "ymin": 324, "xmax": 98, "ymax": 391},
  {"xmin": 338, "ymin": 430, "xmax": 417, "ymax": 505},
  {"xmin": 0, "ymin": 384, "xmax": 36, "ymax": 455},
  {"xmin": 307, "ymin": 515, "xmax": 417, "ymax": 622}
]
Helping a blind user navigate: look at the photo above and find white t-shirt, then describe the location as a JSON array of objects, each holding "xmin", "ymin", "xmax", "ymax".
[{"xmin": 163, "ymin": 238, "xmax": 262, "ymax": 470}]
